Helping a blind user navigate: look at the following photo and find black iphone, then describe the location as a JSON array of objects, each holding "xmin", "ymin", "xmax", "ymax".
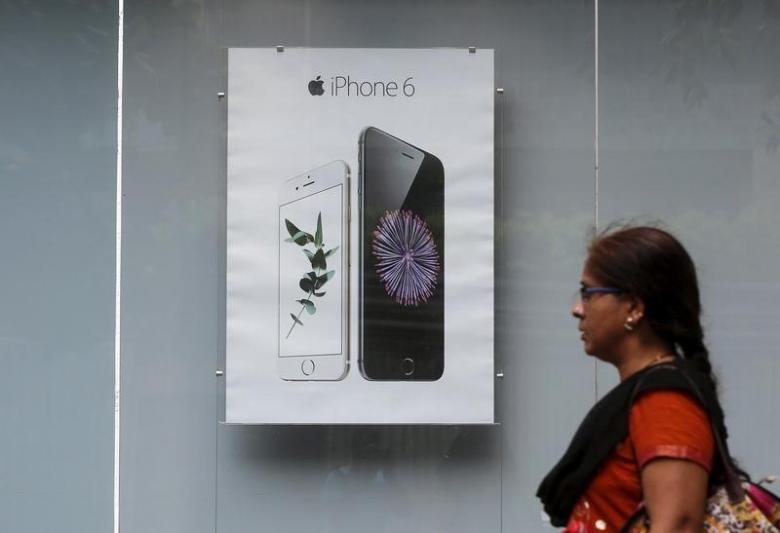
[{"xmin": 358, "ymin": 127, "xmax": 444, "ymax": 380}]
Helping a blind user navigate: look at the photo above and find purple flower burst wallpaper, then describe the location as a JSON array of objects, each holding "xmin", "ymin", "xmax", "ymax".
[{"xmin": 372, "ymin": 209, "xmax": 440, "ymax": 306}]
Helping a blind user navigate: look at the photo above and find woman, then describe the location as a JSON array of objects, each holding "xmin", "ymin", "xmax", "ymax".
[{"xmin": 537, "ymin": 226, "xmax": 729, "ymax": 532}]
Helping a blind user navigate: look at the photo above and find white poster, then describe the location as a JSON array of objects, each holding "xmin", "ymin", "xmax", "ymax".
[{"xmin": 226, "ymin": 48, "xmax": 494, "ymax": 423}]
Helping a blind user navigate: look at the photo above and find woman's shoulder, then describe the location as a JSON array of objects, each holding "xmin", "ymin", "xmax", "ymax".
[
  {"xmin": 630, "ymin": 360, "xmax": 717, "ymax": 435},
  {"xmin": 631, "ymin": 388, "xmax": 709, "ymax": 421},
  {"xmin": 629, "ymin": 388, "xmax": 715, "ymax": 472}
]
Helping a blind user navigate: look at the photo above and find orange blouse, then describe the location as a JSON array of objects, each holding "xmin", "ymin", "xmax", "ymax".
[{"xmin": 564, "ymin": 390, "xmax": 715, "ymax": 532}]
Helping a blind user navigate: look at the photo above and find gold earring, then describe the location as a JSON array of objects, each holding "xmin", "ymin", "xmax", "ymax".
[{"xmin": 624, "ymin": 318, "xmax": 635, "ymax": 331}]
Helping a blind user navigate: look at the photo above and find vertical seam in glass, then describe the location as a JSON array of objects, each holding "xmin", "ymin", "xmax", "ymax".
[
  {"xmin": 594, "ymin": 0, "xmax": 599, "ymax": 232},
  {"xmin": 593, "ymin": 0, "xmax": 600, "ymax": 402},
  {"xmin": 497, "ymin": 53, "xmax": 504, "ymax": 533},
  {"xmin": 114, "ymin": 0, "xmax": 124, "ymax": 532}
]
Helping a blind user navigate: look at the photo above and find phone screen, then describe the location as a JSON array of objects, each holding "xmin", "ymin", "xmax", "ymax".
[
  {"xmin": 278, "ymin": 184, "xmax": 343, "ymax": 358},
  {"xmin": 361, "ymin": 128, "xmax": 444, "ymax": 379}
]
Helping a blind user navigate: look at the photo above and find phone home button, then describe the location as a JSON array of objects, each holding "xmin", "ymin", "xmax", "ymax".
[
  {"xmin": 301, "ymin": 359, "xmax": 315, "ymax": 376},
  {"xmin": 401, "ymin": 357, "xmax": 415, "ymax": 376}
]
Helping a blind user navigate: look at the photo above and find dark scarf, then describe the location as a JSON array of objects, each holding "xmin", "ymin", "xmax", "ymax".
[{"xmin": 536, "ymin": 358, "xmax": 727, "ymax": 527}]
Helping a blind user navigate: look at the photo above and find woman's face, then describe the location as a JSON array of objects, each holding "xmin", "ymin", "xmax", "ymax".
[{"xmin": 571, "ymin": 262, "xmax": 632, "ymax": 361}]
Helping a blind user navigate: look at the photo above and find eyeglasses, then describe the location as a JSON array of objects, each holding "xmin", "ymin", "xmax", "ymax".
[{"xmin": 575, "ymin": 286, "xmax": 623, "ymax": 304}]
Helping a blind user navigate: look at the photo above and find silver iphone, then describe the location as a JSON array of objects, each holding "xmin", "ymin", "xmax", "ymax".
[{"xmin": 277, "ymin": 161, "xmax": 350, "ymax": 380}]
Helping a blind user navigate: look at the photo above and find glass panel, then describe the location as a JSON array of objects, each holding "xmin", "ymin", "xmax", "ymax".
[
  {"xmin": 599, "ymin": 0, "xmax": 780, "ymax": 475},
  {"xmin": 0, "ymin": 1, "xmax": 117, "ymax": 532},
  {"xmin": 495, "ymin": 1, "xmax": 596, "ymax": 528},
  {"xmin": 121, "ymin": 0, "xmax": 595, "ymax": 531},
  {"xmin": 120, "ymin": 1, "xmax": 221, "ymax": 531}
]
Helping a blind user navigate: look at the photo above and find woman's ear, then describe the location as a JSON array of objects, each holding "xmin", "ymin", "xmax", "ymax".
[{"xmin": 627, "ymin": 295, "xmax": 645, "ymax": 323}]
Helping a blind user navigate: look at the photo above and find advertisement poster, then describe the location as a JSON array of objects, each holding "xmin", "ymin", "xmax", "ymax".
[{"xmin": 226, "ymin": 48, "xmax": 494, "ymax": 423}]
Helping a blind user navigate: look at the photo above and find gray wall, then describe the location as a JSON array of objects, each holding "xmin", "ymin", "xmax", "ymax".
[
  {"xmin": 2, "ymin": 1, "xmax": 779, "ymax": 532},
  {"xmin": 0, "ymin": 1, "xmax": 117, "ymax": 532}
]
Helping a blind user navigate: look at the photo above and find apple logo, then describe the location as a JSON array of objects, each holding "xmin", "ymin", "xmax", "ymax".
[{"xmin": 308, "ymin": 75, "xmax": 325, "ymax": 96}]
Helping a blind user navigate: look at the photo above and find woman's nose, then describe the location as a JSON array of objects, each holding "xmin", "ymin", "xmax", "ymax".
[{"xmin": 571, "ymin": 301, "xmax": 584, "ymax": 319}]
